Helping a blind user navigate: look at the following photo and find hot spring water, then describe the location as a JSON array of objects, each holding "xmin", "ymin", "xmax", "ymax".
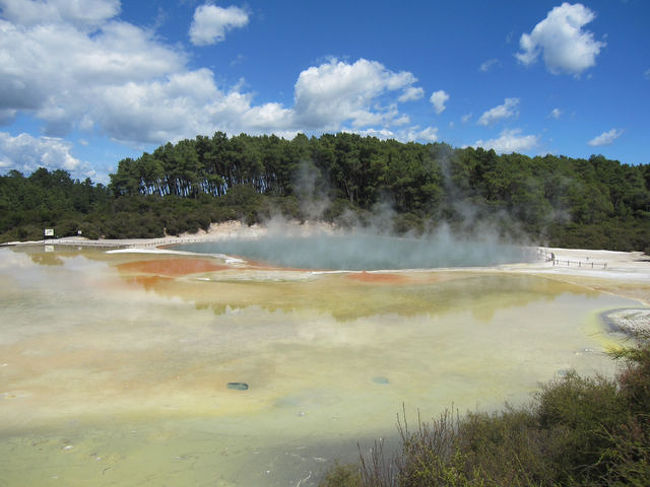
[
  {"xmin": 0, "ymin": 243, "xmax": 638, "ymax": 486},
  {"xmin": 174, "ymin": 231, "xmax": 534, "ymax": 270}
]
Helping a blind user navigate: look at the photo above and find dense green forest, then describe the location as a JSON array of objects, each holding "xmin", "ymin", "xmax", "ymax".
[{"xmin": 1, "ymin": 132, "xmax": 649, "ymax": 251}]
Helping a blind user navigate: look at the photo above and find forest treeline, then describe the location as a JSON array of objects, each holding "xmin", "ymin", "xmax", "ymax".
[{"xmin": 1, "ymin": 132, "xmax": 649, "ymax": 251}]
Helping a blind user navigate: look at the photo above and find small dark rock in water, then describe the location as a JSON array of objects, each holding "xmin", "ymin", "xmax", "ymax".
[
  {"xmin": 227, "ymin": 382, "xmax": 249, "ymax": 391},
  {"xmin": 372, "ymin": 376, "xmax": 389, "ymax": 385}
]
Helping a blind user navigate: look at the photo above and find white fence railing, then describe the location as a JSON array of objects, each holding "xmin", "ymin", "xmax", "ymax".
[
  {"xmin": 38, "ymin": 236, "xmax": 208, "ymax": 249},
  {"xmin": 538, "ymin": 249, "xmax": 607, "ymax": 269}
]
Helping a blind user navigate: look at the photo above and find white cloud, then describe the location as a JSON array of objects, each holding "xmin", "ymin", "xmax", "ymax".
[
  {"xmin": 293, "ymin": 58, "xmax": 418, "ymax": 129},
  {"xmin": 0, "ymin": 132, "xmax": 93, "ymax": 176},
  {"xmin": 516, "ymin": 3, "xmax": 605, "ymax": 76},
  {"xmin": 0, "ymin": 3, "xmax": 421, "ymax": 161},
  {"xmin": 411, "ymin": 126, "xmax": 439, "ymax": 142},
  {"xmin": 461, "ymin": 113, "xmax": 472, "ymax": 124},
  {"xmin": 549, "ymin": 108, "xmax": 562, "ymax": 119},
  {"xmin": 189, "ymin": 4, "xmax": 249, "ymax": 46},
  {"xmin": 0, "ymin": 14, "xmax": 188, "ymax": 138},
  {"xmin": 0, "ymin": 0, "xmax": 120, "ymax": 30},
  {"xmin": 0, "ymin": 4, "xmax": 268, "ymax": 144},
  {"xmin": 396, "ymin": 126, "xmax": 439, "ymax": 143},
  {"xmin": 347, "ymin": 125, "xmax": 439, "ymax": 144},
  {"xmin": 398, "ymin": 86, "xmax": 424, "ymax": 102},
  {"xmin": 479, "ymin": 58, "xmax": 499, "ymax": 72},
  {"xmin": 393, "ymin": 114, "xmax": 410, "ymax": 126},
  {"xmin": 347, "ymin": 127, "xmax": 397, "ymax": 140},
  {"xmin": 429, "ymin": 90, "xmax": 449, "ymax": 114},
  {"xmin": 474, "ymin": 128, "xmax": 539, "ymax": 154},
  {"xmin": 587, "ymin": 128, "xmax": 623, "ymax": 146},
  {"xmin": 477, "ymin": 98, "xmax": 519, "ymax": 126}
]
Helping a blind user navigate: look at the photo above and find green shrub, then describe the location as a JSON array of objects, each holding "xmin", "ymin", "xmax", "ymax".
[
  {"xmin": 320, "ymin": 336, "xmax": 650, "ymax": 487},
  {"xmin": 459, "ymin": 408, "xmax": 552, "ymax": 486},
  {"xmin": 320, "ymin": 463, "xmax": 362, "ymax": 487},
  {"xmin": 535, "ymin": 372, "xmax": 627, "ymax": 483}
]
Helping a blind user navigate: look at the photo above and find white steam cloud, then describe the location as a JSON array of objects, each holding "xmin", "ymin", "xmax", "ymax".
[{"xmin": 178, "ymin": 225, "xmax": 533, "ymax": 271}]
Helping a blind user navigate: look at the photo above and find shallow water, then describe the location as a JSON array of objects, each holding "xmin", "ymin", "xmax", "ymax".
[
  {"xmin": 0, "ymin": 246, "xmax": 640, "ymax": 486},
  {"xmin": 175, "ymin": 231, "xmax": 534, "ymax": 270}
]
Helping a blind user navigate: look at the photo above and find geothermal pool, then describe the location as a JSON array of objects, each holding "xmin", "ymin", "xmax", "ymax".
[
  {"xmin": 175, "ymin": 231, "xmax": 534, "ymax": 270},
  {"xmin": 0, "ymin": 244, "xmax": 640, "ymax": 486}
]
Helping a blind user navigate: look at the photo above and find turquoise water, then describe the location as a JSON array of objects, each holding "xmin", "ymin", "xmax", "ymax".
[{"xmin": 174, "ymin": 231, "xmax": 534, "ymax": 270}]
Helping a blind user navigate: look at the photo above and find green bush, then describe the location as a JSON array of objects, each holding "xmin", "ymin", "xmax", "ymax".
[
  {"xmin": 320, "ymin": 463, "xmax": 361, "ymax": 487},
  {"xmin": 319, "ymin": 335, "xmax": 650, "ymax": 487},
  {"xmin": 459, "ymin": 408, "xmax": 552, "ymax": 486},
  {"xmin": 535, "ymin": 372, "xmax": 627, "ymax": 483}
]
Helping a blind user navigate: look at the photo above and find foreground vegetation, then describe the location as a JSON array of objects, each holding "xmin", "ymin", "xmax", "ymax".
[
  {"xmin": 1, "ymin": 132, "xmax": 649, "ymax": 251},
  {"xmin": 320, "ymin": 334, "xmax": 650, "ymax": 487}
]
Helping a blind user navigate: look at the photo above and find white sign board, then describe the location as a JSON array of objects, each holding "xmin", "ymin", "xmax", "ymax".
[{"xmin": 44, "ymin": 228, "xmax": 54, "ymax": 237}]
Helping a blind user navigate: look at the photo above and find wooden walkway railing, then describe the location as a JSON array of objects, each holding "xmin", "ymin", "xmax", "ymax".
[
  {"xmin": 39, "ymin": 236, "xmax": 209, "ymax": 249},
  {"xmin": 551, "ymin": 259, "xmax": 607, "ymax": 269},
  {"xmin": 537, "ymin": 249, "xmax": 607, "ymax": 269}
]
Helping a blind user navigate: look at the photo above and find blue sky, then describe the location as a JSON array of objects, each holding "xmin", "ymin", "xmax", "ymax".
[{"xmin": 0, "ymin": 0, "xmax": 648, "ymax": 183}]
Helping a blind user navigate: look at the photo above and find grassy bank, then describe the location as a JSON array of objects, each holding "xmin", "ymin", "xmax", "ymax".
[{"xmin": 320, "ymin": 333, "xmax": 650, "ymax": 487}]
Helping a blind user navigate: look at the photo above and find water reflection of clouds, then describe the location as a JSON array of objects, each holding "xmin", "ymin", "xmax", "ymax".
[
  {"xmin": 118, "ymin": 262, "xmax": 591, "ymax": 324},
  {"xmin": 0, "ymin": 248, "xmax": 35, "ymax": 269},
  {"xmin": 0, "ymin": 247, "xmax": 640, "ymax": 486}
]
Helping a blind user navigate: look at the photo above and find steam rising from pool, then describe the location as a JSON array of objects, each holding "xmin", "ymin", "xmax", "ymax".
[{"xmin": 176, "ymin": 229, "xmax": 534, "ymax": 270}]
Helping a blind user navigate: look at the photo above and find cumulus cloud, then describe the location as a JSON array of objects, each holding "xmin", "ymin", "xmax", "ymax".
[
  {"xmin": 293, "ymin": 58, "xmax": 418, "ymax": 129},
  {"xmin": 0, "ymin": 0, "xmax": 120, "ymax": 29},
  {"xmin": 406, "ymin": 126, "xmax": 438, "ymax": 142},
  {"xmin": 343, "ymin": 125, "xmax": 439, "ymax": 144},
  {"xmin": 474, "ymin": 128, "xmax": 539, "ymax": 154},
  {"xmin": 350, "ymin": 127, "xmax": 392, "ymax": 138},
  {"xmin": 549, "ymin": 108, "xmax": 562, "ymax": 119},
  {"xmin": 477, "ymin": 98, "xmax": 519, "ymax": 126},
  {"xmin": 587, "ymin": 128, "xmax": 623, "ymax": 146},
  {"xmin": 398, "ymin": 86, "xmax": 424, "ymax": 102},
  {"xmin": 393, "ymin": 114, "xmax": 410, "ymax": 126},
  {"xmin": 430, "ymin": 90, "xmax": 449, "ymax": 114},
  {"xmin": 516, "ymin": 2, "xmax": 605, "ymax": 76},
  {"xmin": 0, "ymin": 12, "xmax": 188, "ymax": 139},
  {"xmin": 189, "ymin": 3, "xmax": 249, "ymax": 46},
  {"xmin": 0, "ymin": 132, "xmax": 92, "ymax": 176},
  {"xmin": 0, "ymin": 1, "xmax": 424, "ymax": 162},
  {"xmin": 479, "ymin": 58, "xmax": 499, "ymax": 72}
]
